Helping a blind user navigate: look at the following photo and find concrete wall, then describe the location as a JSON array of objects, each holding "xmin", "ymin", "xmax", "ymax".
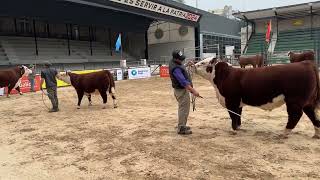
[{"xmin": 148, "ymin": 22, "xmax": 195, "ymax": 61}]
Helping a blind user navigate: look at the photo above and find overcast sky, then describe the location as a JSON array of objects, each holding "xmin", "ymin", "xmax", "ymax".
[{"xmin": 184, "ymin": 0, "xmax": 314, "ymax": 11}]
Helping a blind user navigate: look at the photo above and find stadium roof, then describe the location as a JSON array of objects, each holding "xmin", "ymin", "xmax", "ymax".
[
  {"xmin": 233, "ymin": 1, "xmax": 320, "ymax": 21},
  {"xmin": 63, "ymin": 0, "xmax": 202, "ymax": 26}
]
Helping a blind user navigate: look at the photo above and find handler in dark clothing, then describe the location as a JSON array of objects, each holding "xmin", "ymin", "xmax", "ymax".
[
  {"xmin": 169, "ymin": 50, "xmax": 201, "ymax": 135},
  {"xmin": 40, "ymin": 61, "xmax": 60, "ymax": 112}
]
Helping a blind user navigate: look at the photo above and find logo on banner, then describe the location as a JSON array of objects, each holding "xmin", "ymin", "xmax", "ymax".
[
  {"xmin": 131, "ymin": 70, "xmax": 138, "ymax": 76},
  {"xmin": 128, "ymin": 68, "xmax": 151, "ymax": 79}
]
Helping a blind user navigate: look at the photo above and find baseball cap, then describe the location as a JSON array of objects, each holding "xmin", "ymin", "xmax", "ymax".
[{"xmin": 172, "ymin": 50, "xmax": 186, "ymax": 61}]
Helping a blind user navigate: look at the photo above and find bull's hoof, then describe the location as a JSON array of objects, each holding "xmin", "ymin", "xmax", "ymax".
[
  {"xmin": 88, "ymin": 103, "xmax": 92, "ymax": 106},
  {"xmin": 19, "ymin": 93, "xmax": 23, "ymax": 95},
  {"xmin": 236, "ymin": 126, "xmax": 241, "ymax": 130},
  {"xmin": 312, "ymin": 135, "xmax": 320, "ymax": 139},
  {"xmin": 6, "ymin": 96, "xmax": 10, "ymax": 98},
  {"xmin": 77, "ymin": 107, "xmax": 80, "ymax": 109},
  {"xmin": 102, "ymin": 106, "xmax": 106, "ymax": 109},
  {"xmin": 114, "ymin": 105, "xmax": 118, "ymax": 109}
]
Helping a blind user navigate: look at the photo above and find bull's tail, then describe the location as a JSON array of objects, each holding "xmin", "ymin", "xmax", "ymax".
[
  {"xmin": 106, "ymin": 70, "xmax": 118, "ymax": 108},
  {"xmin": 311, "ymin": 63, "xmax": 320, "ymax": 138},
  {"xmin": 315, "ymin": 64, "xmax": 320, "ymax": 104},
  {"xmin": 313, "ymin": 63, "xmax": 320, "ymax": 119}
]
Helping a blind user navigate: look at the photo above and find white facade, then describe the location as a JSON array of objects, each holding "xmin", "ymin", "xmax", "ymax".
[{"xmin": 148, "ymin": 21, "xmax": 195, "ymax": 61}]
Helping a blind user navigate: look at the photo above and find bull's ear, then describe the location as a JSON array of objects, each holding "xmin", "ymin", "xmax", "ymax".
[{"xmin": 210, "ymin": 58, "xmax": 218, "ymax": 65}]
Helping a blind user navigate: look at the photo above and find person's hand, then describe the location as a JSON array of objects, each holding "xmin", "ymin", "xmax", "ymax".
[{"xmin": 192, "ymin": 90, "xmax": 201, "ymax": 98}]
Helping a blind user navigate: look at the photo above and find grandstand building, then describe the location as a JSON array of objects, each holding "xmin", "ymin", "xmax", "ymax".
[
  {"xmin": 0, "ymin": 0, "xmax": 241, "ymax": 70},
  {"xmin": 233, "ymin": 1, "xmax": 320, "ymax": 64}
]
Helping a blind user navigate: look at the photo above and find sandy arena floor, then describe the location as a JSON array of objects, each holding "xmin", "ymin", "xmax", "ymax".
[{"xmin": 0, "ymin": 75, "xmax": 320, "ymax": 180}]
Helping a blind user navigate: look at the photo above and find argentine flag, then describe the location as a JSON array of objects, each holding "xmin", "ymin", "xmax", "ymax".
[{"xmin": 115, "ymin": 33, "xmax": 121, "ymax": 52}]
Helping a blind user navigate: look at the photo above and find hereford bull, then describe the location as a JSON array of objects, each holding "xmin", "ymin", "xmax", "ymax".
[
  {"xmin": 0, "ymin": 66, "xmax": 32, "ymax": 97},
  {"xmin": 238, "ymin": 54, "xmax": 263, "ymax": 68},
  {"xmin": 58, "ymin": 70, "xmax": 118, "ymax": 109},
  {"xmin": 193, "ymin": 58, "xmax": 320, "ymax": 138},
  {"xmin": 288, "ymin": 51, "xmax": 315, "ymax": 63}
]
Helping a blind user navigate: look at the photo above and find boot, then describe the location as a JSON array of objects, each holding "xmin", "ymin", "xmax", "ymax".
[{"xmin": 177, "ymin": 126, "xmax": 192, "ymax": 135}]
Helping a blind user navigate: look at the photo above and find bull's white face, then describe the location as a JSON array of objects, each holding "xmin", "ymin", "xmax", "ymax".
[
  {"xmin": 22, "ymin": 65, "xmax": 32, "ymax": 76},
  {"xmin": 57, "ymin": 71, "xmax": 71, "ymax": 84},
  {"xmin": 194, "ymin": 57, "xmax": 232, "ymax": 108},
  {"xmin": 194, "ymin": 57, "xmax": 217, "ymax": 82}
]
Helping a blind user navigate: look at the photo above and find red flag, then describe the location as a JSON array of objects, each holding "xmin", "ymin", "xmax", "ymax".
[{"xmin": 265, "ymin": 20, "xmax": 272, "ymax": 43}]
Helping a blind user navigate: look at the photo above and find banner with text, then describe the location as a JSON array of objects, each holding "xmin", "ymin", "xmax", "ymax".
[
  {"xmin": 5, "ymin": 75, "xmax": 41, "ymax": 94},
  {"xmin": 128, "ymin": 67, "xmax": 151, "ymax": 79},
  {"xmin": 110, "ymin": 0, "xmax": 200, "ymax": 22}
]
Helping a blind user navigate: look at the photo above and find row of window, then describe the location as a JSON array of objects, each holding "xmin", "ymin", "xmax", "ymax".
[
  {"xmin": 202, "ymin": 34, "xmax": 241, "ymax": 55},
  {"xmin": 203, "ymin": 34, "xmax": 240, "ymax": 43}
]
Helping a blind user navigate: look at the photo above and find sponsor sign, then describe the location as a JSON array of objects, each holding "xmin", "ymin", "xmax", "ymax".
[
  {"xmin": 116, "ymin": 69, "xmax": 123, "ymax": 81},
  {"xmin": 160, "ymin": 66, "xmax": 169, "ymax": 78},
  {"xmin": 110, "ymin": 0, "xmax": 200, "ymax": 22},
  {"xmin": 0, "ymin": 88, "xmax": 4, "ymax": 96},
  {"xmin": 128, "ymin": 67, "xmax": 151, "ymax": 79},
  {"xmin": 5, "ymin": 75, "xmax": 41, "ymax": 94}
]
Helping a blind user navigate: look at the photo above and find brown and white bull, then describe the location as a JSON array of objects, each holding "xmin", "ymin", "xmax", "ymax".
[
  {"xmin": 0, "ymin": 65, "xmax": 32, "ymax": 97},
  {"xmin": 58, "ymin": 70, "xmax": 118, "ymax": 109},
  {"xmin": 238, "ymin": 54, "xmax": 263, "ymax": 68},
  {"xmin": 288, "ymin": 51, "xmax": 315, "ymax": 63},
  {"xmin": 193, "ymin": 57, "xmax": 320, "ymax": 138}
]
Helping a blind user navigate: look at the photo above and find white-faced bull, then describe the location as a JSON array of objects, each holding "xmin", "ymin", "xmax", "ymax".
[
  {"xmin": 0, "ymin": 65, "xmax": 32, "ymax": 97},
  {"xmin": 193, "ymin": 57, "xmax": 320, "ymax": 138}
]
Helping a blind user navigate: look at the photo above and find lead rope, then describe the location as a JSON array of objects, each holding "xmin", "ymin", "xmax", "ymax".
[
  {"xmin": 207, "ymin": 95, "xmax": 282, "ymax": 136},
  {"xmin": 41, "ymin": 89, "xmax": 51, "ymax": 110},
  {"xmin": 187, "ymin": 64, "xmax": 198, "ymax": 112}
]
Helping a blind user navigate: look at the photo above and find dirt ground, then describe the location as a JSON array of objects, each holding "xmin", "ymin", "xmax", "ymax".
[{"xmin": 0, "ymin": 75, "xmax": 320, "ymax": 180}]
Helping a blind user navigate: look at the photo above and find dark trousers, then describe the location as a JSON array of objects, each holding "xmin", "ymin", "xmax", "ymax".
[{"xmin": 47, "ymin": 87, "xmax": 58, "ymax": 110}]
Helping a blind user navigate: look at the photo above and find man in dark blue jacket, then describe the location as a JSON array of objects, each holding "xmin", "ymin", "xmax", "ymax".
[
  {"xmin": 169, "ymin": 50, "xmax": 201, "ymax": 135},
  {"xmin": 40, "ymin": 61, "xmax": 60, "ymax": 112}
]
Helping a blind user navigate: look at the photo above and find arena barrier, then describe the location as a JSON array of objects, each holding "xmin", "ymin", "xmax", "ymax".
[{"xmin": 1, "ymin": 67, "xmax": 151, "ymax": 96}]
